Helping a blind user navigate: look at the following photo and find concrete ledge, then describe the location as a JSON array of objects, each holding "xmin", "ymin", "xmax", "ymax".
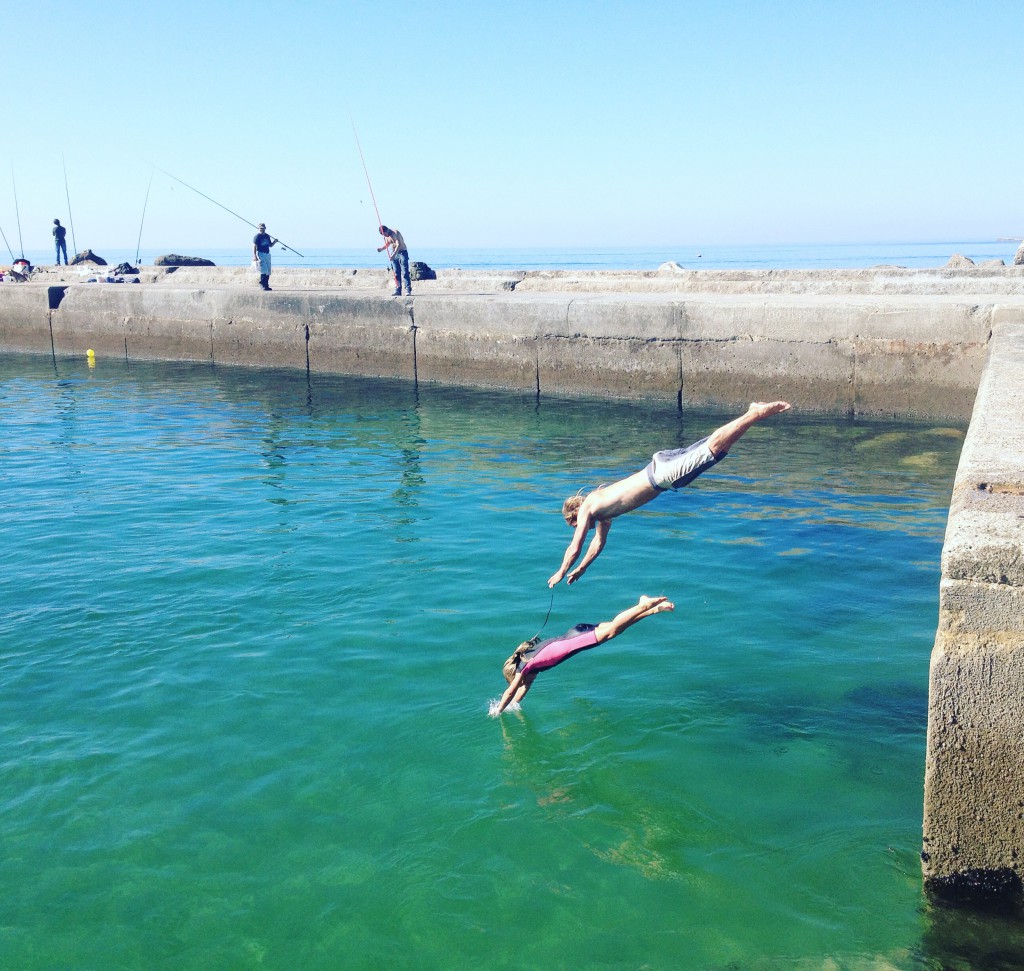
[
  {"xmin": 923, "ymin": 316, "xmax": 1024, "ymax": 903},
  {"xmin": 0, "ymin": 274, "xmax": 1012, "ymax": 418}
]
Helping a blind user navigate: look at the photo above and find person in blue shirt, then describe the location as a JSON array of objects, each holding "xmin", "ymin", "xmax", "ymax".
[{"xmin": 252, "ymin": 223, "xmax": 278, "ymax": 291}]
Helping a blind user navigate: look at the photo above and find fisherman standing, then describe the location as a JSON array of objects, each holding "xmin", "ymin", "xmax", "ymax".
[
  {"xmin": 252, "ymin": 223, "xmax": 278, "ymax": 291},
  {"xmin": 377, "ymin": 225, "xmax": 411, "ymax": 296},
  {"xmin": 53, "ymin": 219, "xmax": 68, "ymax": 265}
]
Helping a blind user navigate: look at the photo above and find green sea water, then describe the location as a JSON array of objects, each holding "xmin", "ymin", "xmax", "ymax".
[{"xmin": 1, "ymin": 352, "xmax": 1019, "ymax": 970}]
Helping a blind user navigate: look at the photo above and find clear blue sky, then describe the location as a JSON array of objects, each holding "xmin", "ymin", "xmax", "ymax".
[{"xmin": 2, "ymin": 0, "xmax": 1021, "ymax": 253}]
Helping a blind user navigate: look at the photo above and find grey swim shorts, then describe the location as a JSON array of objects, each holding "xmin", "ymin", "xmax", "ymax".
[{"xmin": 645, "ymin": 436, "xmax": 721, "ymax": 491}]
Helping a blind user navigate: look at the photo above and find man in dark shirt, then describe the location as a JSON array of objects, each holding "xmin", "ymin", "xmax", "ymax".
[
  {"xmin": 53, "ymin": 219, "xmax": 68, "ymax": 265},
  {"xmin": 252, "ymin": 223, "xmax": 278, "ymax": 290}
]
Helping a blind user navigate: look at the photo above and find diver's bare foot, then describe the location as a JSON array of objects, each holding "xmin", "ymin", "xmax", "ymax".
[
  {"xmin": 749, "ymin": 401, "xmax": 791, "ymax": 420},
  {"xmin": 638, "ymin": 595, "xmax": 675, "ymax": 613}
]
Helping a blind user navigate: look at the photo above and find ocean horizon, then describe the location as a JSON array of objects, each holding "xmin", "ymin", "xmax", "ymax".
[{"xmin": 7, "ymin": 238, "xmax": 1021, "ymax": 273}]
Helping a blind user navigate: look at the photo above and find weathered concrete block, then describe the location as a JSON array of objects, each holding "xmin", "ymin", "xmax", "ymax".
[
  {"xmin": 678, "ymin": 297, "xmax": 769, "ymax": 338},
  {"xmin": 0, "ymin": 285, "xmax": 53, "ymax": 354},
  {"xmin": 564, "ymin": 295, "xmax": 681, "ymax": 340},
  {"xmin": 847, "ymin": 300, "xmax": 992, "ymax": 344},
  {"xmin": 125, "ymin": 312, "xmax": 214, "ymax": 363},
  {"xmin": 536, "ymin": 335, "xmax": 682, "ymax": 399},
  {"xmin": 306, "ymin": 295, "xmax": 415, "ymax": 380},
  {"xmin": 210, "ymin": 291, "xmax": 314, "ymax": 370},
  {"xmin": 923, "ymin": 319, "xmax": 1024, "ymax": 905},
  {"xmin": 413, "ymin": 294, "xmax": 685, "ymax": 396},
  {"xmin": 51, "ymin": 286, "xmax": 225, "ymax": 362},
  {"xmin": 939, "ymin": 576, "xmax": 1024, "ymax": 635},
  {"xmin": 416, "ymin": 328, "xmax": 537, "ymax": 390},
  {"xmin": 924, "ymin": 617, "xmax": 1024, "ymax": 891},
  {"xmin": 680, "ymin": 337, "xmax": 855, "ymax": 412},
  {"xmin": 943, "ymin": 501, "xmax": 1024, "ymax": 588},
  {"xmin": 852, "ymin": 338, "xmax": 987, "ymax": 418},
  {"xmin": 412, "ymin": 294, "xmax": 564, "ymax": 390},
  {"xmin": 414, "ymin": 293, "xmax": 570, "ymax": 338},
  {"xmin": 50, "ymin": 286, "xmax": 131, "ymax": 358}
]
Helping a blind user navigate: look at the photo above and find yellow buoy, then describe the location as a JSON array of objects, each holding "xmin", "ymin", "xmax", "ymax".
[{"xmin": 87, "ymin": 348, "xmax": 96, "ymax": 368}]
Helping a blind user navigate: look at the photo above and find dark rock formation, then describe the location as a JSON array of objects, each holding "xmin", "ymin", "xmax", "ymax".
[
  {"xmin": 410, "ymin": 261, "xmax": 436, "ymax": 281},
  {"xmin": 155, "ymin": 254, "xmax": 216, "ymax": 267},
  {"xmin": 112, "ymin": 262, "xmax": 140, "ymax": 275},
  {"xmin": 71, "ymin": 249, "xmax": 107, "ymax": 266}
]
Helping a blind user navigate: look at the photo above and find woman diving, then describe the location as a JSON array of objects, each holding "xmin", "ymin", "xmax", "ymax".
[{"xmin": 492, "ymin": 595, "xmax": 674, "ymax": 715}]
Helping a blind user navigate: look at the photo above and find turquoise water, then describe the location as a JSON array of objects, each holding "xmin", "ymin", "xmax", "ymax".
[{"xmin": 0, "ymin": 352, "xmax": 1015, "ymax": 969}]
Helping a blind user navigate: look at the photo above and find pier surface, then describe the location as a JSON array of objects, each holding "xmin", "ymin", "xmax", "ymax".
[{"xmin": 2, "ymin": 263, "xmax": 1023, "ymax": 902}]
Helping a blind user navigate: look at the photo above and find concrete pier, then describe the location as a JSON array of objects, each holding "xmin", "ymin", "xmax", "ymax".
[
  {"xmin": 2, "ymin": 263, "xmax": 1024, "ymax": 903},
  {"xmin": 4, "ymin": 264, "xmax": 1023, "ymax": 417},
  {"xmin": 923, "ymin": 315, "xmax": 1024, "ymax": 905}
]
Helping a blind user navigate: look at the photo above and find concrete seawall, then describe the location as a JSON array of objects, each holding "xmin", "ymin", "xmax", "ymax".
[
  {"xmin": 923, "ymin": 316, "xmax": 1024, "ymax": 905},
  {"xmin": 3, "ymin": 265, "xmax": 1024, "ymax": 904},
  {"xmin": 4, "ymin": 265, "xmax": 1023, "ymax": 417}
]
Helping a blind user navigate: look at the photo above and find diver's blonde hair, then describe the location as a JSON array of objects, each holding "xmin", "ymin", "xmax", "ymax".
[
  {"xmin": 561, "ymin": 489, "xmax": 586, "ymax": 519},
  {"xmin": 502, "ymin": 637, "xmax": 540, "ymax": 683}
]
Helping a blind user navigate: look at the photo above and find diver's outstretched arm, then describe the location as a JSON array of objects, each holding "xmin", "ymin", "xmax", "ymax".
[{"xmin": 494, "ymin": 670, "xmax": 534, "ymax": 716}]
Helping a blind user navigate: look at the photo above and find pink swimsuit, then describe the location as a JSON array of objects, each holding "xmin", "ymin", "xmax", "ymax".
[{"xmin": 520, "ymin": 625, "xmax": 600, "ymax": 676}]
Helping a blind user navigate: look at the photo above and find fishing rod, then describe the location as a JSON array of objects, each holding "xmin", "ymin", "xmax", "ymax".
[
  {"xmin": 62, "ymin": 155, "xmax": 78, "ymax": 255},
  {"xmin": 349, "ymin": 113, "xmax": 384, "ymax": 233},
  {"xmin": 0, "ymin": 220, "xmax": 14, "ymax": 262},
  {"xmin": 11, "ymin": 168, "xmax": 25, "ymax": 259},
  {"xmin": 144, "ymin": 161, "xmax": 305, "ymax": 257},
  {"xmin": 349, "ymin": 112, "xmax": 397, "ymax": 281},
  {"xmin": 135, "ymin": 168, "xmax": 154, "ymax": 265}
]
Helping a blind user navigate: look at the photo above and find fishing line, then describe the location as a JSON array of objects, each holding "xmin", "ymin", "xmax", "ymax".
[
  {"xmin": 0, "ymin": 221, "xmax": 14, "ymax": 262},
  {"xmin": 349, "ymin": 112, "xmax": 384, "ymax": 233},
  {"xmin": 531, "ymin": 590, "xmax": 556, "ymax": 641},
  {"xmin": 62, "ymin": 155, "xmax": 77, "ymax": 255},
  {"xmin": 143, "ymin": 161, "xmax": 305, "ymax": 257},
  {"xmin": 135, "ymin": 168, "xmax": 154, "ymax": 266},
  {"xmin": 348, "ymin": 112, "xmax": 396, "ymax": 279}
]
